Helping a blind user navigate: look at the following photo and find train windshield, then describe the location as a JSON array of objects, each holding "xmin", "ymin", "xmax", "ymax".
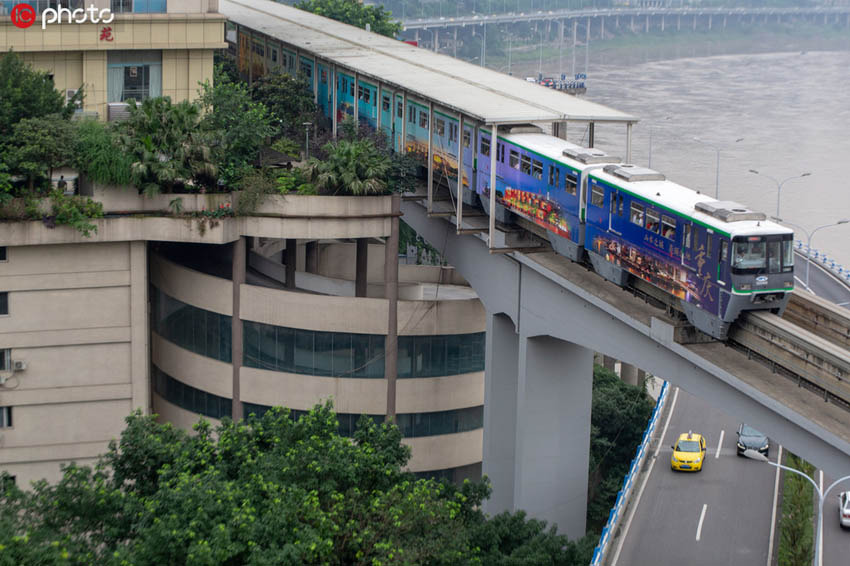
[{"xmin": 731, "ymin": 235, "xmax": 794, "ymax": 274}]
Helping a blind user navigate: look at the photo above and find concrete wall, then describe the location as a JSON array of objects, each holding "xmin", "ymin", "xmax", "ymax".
[{"xmin": 0, "ymin": 241, "xmax": 147, "ymax": 488}]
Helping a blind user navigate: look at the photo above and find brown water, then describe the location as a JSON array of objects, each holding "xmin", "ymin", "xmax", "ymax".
[{"xmin": 539, "ymin": 48, "xmax": 850, "ymax": 268}]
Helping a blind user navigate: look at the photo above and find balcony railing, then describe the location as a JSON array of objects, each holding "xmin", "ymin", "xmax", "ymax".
[{"xmin": 110, "ymin": 0, "xmax": 166, "ymax": 13}]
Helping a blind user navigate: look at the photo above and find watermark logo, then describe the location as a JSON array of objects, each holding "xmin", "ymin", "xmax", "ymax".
[
  {"xmin": 8, "ymin": 3, "xmax": 114, "ymax": 29},
  {"xmin": 10, "ymin": 3, "xmax": 36, "ymax": 28}
]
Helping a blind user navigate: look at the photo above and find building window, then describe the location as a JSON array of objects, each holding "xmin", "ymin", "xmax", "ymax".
[
  {"xmin": 111, "ymin": 0, "xmax": 167, "ymax": 13},
  {"xmin": 150, "ymin": 287, "xmax": 232, "ymax": 363},
  {"xmin": 0, "ymin": 407, "xmax": 11, "ymax": 428},
  {"xmin": 0, "ymin": 349, "xmax": 9, "ymax": 372},
  {"xmin": 0, "ymin": 474, "xmax": 15, "ymax": 491},
  {"xmin": 107, "ymin": 51, "xmax": 162, "ymax": 103},
  {"xmin": 0, "ymin": 292, "xmax": 7, "ymax": 316},
  {"xmin": 0, "ymin": 247, "xmax": 6, "ymax": 261},
  {"xmin": 396, "ymin": 406, "xmax": 483, "ymax": 438},
  {"xmin": 153, "ymin": 366, "xmax": 231, "ymax": 420},
  {"xmin": 418, "ymin": 110, "xmax": 428, "ymax": 129}
]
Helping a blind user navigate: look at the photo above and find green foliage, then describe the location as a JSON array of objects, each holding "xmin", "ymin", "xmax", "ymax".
[
  {"xmin": 0, "ymin": 403, "xmax": 595, "ymax": 565},
  {"xmin": 0, "ymin": 52, "xmax": 66, "ymax": 146},
  {"xmin": 271, "ymin": 138, "xmax": 302, "ymax": 158},
  {"xmin": 275, "ymin": 168, "xmax": 315, "ymax": 195},
  {"xmin": 117, "ymin": 97, "xmax": 217, "ymax": 196},
  {"xmin": 45, "ymin": 190, "xmax": 104, "ymax": 237},
  {"xmin": 251, "ymin": 70, "xmax": 318, "ymax": 141},
  {"xmin": 303, "ymin": 137, "xmax": 392, "ymax": 196},
  {"xmin": 199, "ymin": 67, "xmax": 277, "ymax": 188},
  {"xmin": 235, "ymin": 167, "xmax": 277, "ymax": 215},
  {"xmin": 295, "ymin": 0, "xmax": 402, "ymax": 38},
  {"xmin": 778, "ymin": 453, "xmax": 815, "ymax": 566},
  {"xmin": 72, "ymin": 119, "xmax": 134, "ymax": 186},
  {"xmin": 5, "ymin": 114, "xmax": 76, "ymax": 191},
  {"xmin": 586, "ymin": 364, "xmax": 654, "ymax": 529},
  {"xmin": 0, "ymin": 163, "xmax": 15, "ymax": 206}
]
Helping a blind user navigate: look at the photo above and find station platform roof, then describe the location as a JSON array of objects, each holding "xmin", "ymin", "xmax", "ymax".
[{"xmin": 220, "ymin": 0, "xmax": 638, "ymax": 126}]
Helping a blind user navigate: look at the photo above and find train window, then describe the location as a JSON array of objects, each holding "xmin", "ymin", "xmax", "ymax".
[
  {"xmin": 449, "ymin": 123, "xmax": 458, "ymax": 143},
  {"xmin": 509, "ymin": 150, "xmax": 520, "ymax": 169},
  {"xmin": 499, "ymin": 143, "xmax": 505, "ymax": 162},
  {"xmin": 591, "ymin": 186, "xmax": 605, "ymax": 207},
  {"xmin": 767, "ymin": 241, "xmax": 781, "ymax": 272},
  {"xmin": 320, "ymin": 69, "xmax": 326, "ymax": 82},
  {"xmin": 397, "ymin": 101, "xmax": 403, "ymax": 118},
  {"xmin": 684, "ymin": 224, "xmax": 692, "ymax": 249},
  {"xmin": 481, "ymin": 136, "xmax": 490, "ymax": 157},
  {"xmin": 419, "ymin": 111, "xmax": 428, "ymax": 129},
  {"xmin": 630, "ymin": 202, "xmax": 645, "ymax": 226},
  {"xmin": 732, "ymin": 238, "xmax": 767, "ymax": 270},
  {"xmin": 435, "ymin": 118, "xmax": 445, "ymax": 136},
  {"xmin": 618, "ymin": 193, "xmax": 624, "ymax": 216},
  {"xmin": 645, "ymin": 209, "xmax": 660, "ymax": 233},
  {"xmin": 532, "ymin": 160, "xmax": 543, "ymax": 180},
  {"xmin": 782, "ymin": 239, "xmax": 794, "ymax": 272},
  {"xmin": 661, "ymin": 215, "xmax": 676, "ymax": 240},
  {"xmin": 720, "ymin": 240, "xmax": 729, "ymax": 262},
  {"xmin": 357, "ymin": 85, "xmax": 363, "ymax": 100},
  {"xmin": 463, "ymin": 130, "xmax": 471, "ymax": 148},
  {"xmin": 382, "ymin": 95, "xmax": 391, "ymax": 112},
  {"xmin": 565, "ymin": 173, "xmax": 577, "ymax": 196},
  {"xmin": 364, "ymin": 89, "xmax": 371, "ymax": 104},
  {"xmin": 549, "ymin": 166, "xmax": 559, "ymax": 187},
  {"xmin": 349, "ymin": 81, "xmax": 354, "ymax": 96},
  {"xmin": 706, "ymin": 232, "xmax": 713, "ymax": 258},
  {"xmin": 610, "ymin": 190, "xmax": 617, "ymax": 214},
  {"xmin": 408, "ymin": 106, "xmax": 416, "ymax": 124},
  {"xmin": 520, "ymin": 155, "xmax": 531, "ymax": 175}
]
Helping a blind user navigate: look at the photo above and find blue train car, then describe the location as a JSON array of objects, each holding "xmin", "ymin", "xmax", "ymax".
[{"xmin": 586, "ymin": 164, "xmax": 794, "ymax": 339}]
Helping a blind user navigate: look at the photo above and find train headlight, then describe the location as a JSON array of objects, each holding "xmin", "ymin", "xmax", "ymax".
[{"xmin": 784, "ymin": 281, "xmax": 794, "ymax": 288}]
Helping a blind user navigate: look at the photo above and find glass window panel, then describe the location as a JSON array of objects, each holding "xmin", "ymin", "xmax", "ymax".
[
  {"xmin": 220, "ymin": 315, "xmax": 232, "ymax": 363},
  {"xmin": 565, "ymin": 173, "xmax": 577, "ymax": 196},
  {"xmin": 509, "ymin": 150, "xmax": 520, "ymax": 169},
  {"xmin": 414, "ymin": 336, "xmax": 432, "ymax": 378},
  {"xmin": 313, "ymin": 332, "xmax": 333, "ymax": 376},
  {"xmin": 277, "ymin": 326, "xmax": 295, "ymax": 373},
  {"xmin": 661, "ymin": 215, "xmax": 676, "ymax": 240},
  {"xmin": 397, "ymin": 336, "xmax": 413, "ymax": 378},
  {"xmin": 591, "ymin": 186, "xmax": 605, "ymax": 208},
  {"xmin": 520, "ymin": 155, "xmax": 531, "ymax": 175},
  {"xmin": 295, "ymin": 330, "xmax": 315, "ymax": 375},
  {"xmin": 259, "ymin": 323, "xmax": 278, "ymax": 371},
  {"xmin": 645, "ymin": 209, "xmax": 660, "ymax": 233},
  {"xmin": 532, "ymin": 160, "xmax": 543, "ymax": 181},
  {"xmin": 243, "ymin": 321, "xmax": 259, "ymax": 368},
  {"xmin": 630, "ymin": 202, "xmax": 645, "ymax": 226},
  {"xmin": 332, "ymin": 332, "xmax": 353, "ymax": 376}
]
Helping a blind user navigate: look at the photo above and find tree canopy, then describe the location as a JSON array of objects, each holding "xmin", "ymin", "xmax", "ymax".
[
  {"xmin": 0, "ymin": 53, "xmax": 70, "ymax": 146},
  {"xmin": 0, "ymin": 403, "xmax": 596, "ymax": 566},
  {"xmin": 295, "ymin": 0, "xmax": 402, "ymax": 38}
]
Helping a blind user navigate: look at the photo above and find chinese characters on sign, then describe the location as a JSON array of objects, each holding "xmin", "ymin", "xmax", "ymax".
[{"xmin": 100, "ymin": 26, "xmax": 114, "ymax": 41}]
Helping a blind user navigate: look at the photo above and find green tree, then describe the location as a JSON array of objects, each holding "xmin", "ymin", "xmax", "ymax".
[
  {"xmin": 778, "ymin": 453, "xmax": 815, "ymax": 566},
  {"xmin": 0, "ymin": 52, "xmax": 68, "ymax": 146},
  {"xmin": 5, "ymin": 114, "xmax": 76, "ymax": 191},
  {"xmin": 295, "ymin": 0, "xmax": 402, "ymax": 37},
  {"xmin": 116, "ymin": 97, "xmax": 217, "ymax": 196},
  {"xmin": 250, "ymin": 69, "xmax": 317, "ymax": 141},
  {"xmin": 302, "ymin": 136, "xmax": 393, "ymax": 195},
  {"xmin": 199, "ymin": 67, "xmax": 277, "ymax": 187},
  {"xmin": 72, "ymin": 119, "xmax": 135, "ymax": 187}
]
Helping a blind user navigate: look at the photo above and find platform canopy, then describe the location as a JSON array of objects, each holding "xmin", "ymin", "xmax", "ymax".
[{"xmin": 220, "ymin": 0, "xmax": 638, "ymax": 126}]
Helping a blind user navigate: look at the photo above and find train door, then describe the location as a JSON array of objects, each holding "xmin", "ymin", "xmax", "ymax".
[
  {"xmin": 478, "ymin": 129, "xmax": 491, "ymax": 198},
  {"xmin": 717, "ymin": 237, "xmax": 731, "ymax": 288},
  {"xmin": 380, "ymin": 91, "xmax": 393, "ymax": 142},
  {"xmin": 299, "ymin": 56, "xmax": 314, "ymax": 93},
  {"xmin": 394, "ymin": 94, "xmax": 404, "ymax": 153},
  {"xmin": 462, "ymin": 123, "xmax": 475, "ymax": 193},
  {"xmin": 317, "ymin": 64, "xmax": 329, "ymax": 118}
]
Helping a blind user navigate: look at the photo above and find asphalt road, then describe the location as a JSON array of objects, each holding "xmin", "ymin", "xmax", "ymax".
[
  {"xmin": 796, "ymin": 253, "xmax": 850, "ymax": 308},
  {"xmin": 612, "ymin": 388, "xmax": 778, "ymax": 566}
]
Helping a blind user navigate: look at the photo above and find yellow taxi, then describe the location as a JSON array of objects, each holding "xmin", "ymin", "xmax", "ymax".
[{"xmin": 670, "ymin": 431, "xmax": 707, "ymax": 472}]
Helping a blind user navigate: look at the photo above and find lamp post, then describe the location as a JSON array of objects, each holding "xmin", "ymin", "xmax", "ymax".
[
  {"xmin": 742, "ymin": 450, "xmax": 850, "ymax": 566},
  {"xmin": 303, "ymin": 122, "xmax": 312, "ymax": 160},
  {"xmin": 772, "ymin": 218, "xmax": 849, "ymax": 290},
  {"xmin": 692, "ymin": 137, "xmax": 744, "ymax": 199},
  {"xmin": 748, "ymin": 170, "xmax": 811, "ymax": 219}
]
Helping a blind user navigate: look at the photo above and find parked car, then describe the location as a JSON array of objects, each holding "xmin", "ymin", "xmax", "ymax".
[
  {"xmin": 736, "ymin": 423, "xmax": 769, "ymax": 456},
  {"xmin": 671, "ymin": 431, "xmax": 706, "ymax": 472},
  {"xmin": 839, "ymin": 491, "xmax": 850, "ymax": 529}
]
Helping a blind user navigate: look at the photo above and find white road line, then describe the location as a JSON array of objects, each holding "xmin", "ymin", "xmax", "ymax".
[
  {"xmin": 766, "ymin": 445, "xmax": 783, "ymax": 566},
  {"xmin": 715, "ymin": 430, "xmax": 724, "ymax": 459},
  {"xmin": 610, "ymin": 386, "xmax": 680, "ymax": 566},
  {"xmin": 696, "ymin": 504, "xmax": 708, "ymax": 541}
]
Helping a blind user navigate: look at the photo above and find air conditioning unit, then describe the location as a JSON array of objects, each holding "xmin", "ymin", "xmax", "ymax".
[{"xmin": 12, "ymin": 360, "xmax": 26, "ymax": 371}]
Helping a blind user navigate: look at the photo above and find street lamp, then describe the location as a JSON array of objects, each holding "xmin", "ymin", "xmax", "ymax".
[
  {"xmin": 742, "ymin": 449, "xmax": 850, "ymax": 566},
  {"xmin": 692, "ymin": 136, "xmax": 744, "ymax": 199},
  {"xmin": 776, "ymin": 218, "xmax": 850, "ymax": 290},
  {"xmin": 748, "ymin": 170, "xmax": 811, "ymax": 219},
  {"xmin": 303, "ymin": 122, "xmax": 313, "ymax": 160}
]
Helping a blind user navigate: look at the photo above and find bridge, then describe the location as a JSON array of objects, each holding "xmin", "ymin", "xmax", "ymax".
[{"xmin": 221, "ymin": 0, "xmax": 850, "ymax": 539}]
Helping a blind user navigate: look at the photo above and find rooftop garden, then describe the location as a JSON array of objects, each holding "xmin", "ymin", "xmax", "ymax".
[{"xmin": 0, "ymin": 49, "xmax": 416, "ymax": 237}]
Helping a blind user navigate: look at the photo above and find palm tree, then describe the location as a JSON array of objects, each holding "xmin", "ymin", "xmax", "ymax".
[{"xmin": 302, "ymin": 138, "xmax": 391, "ymax": 196}]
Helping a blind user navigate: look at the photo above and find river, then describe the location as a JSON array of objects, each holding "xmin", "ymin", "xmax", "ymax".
[{"xmin": 519, "ymin": 46, "xmax": 850, "ymax": 269}]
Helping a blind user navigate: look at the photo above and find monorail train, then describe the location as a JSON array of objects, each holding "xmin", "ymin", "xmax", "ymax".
[
  {"xmin": 234, "ymin": 44, "xmax": 794, "ymax": 339},
  {"xmin": 472, "ymin": 127, "xmax": 794, "ymax": 340}
]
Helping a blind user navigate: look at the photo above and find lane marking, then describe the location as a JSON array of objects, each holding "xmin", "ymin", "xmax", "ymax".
[
  {"xmin": 610, "ymin": 386, "xmax": 680, "ymax": 566},
  {"xmin": 766, "ymin": 445, "xmax": 783, "ymax": 566},
  {"xmin": 715, "ymin": 429, "xmax": 724, "ymax": 459},
  {"xmin": 696, "ymin": 504, "xmax": 708, "ymax": 541}
]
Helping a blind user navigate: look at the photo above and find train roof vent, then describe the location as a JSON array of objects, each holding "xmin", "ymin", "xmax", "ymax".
[
  {"xmin": 694, "ymin": 201, "xmax": 767, "ymax": 222},
  {"xmin": 505, "ymin": 124, "xmax": 543, "ymax": 134},
  {"xmin": 562, "ymin": 147, "xmax": 621, "ymax": 164},
  {"xmin": 602, "ymin": 164, "xmax": 666, "ymax": 182}
]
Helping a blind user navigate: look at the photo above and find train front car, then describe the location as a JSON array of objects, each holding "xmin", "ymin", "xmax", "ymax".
[
  {"xmin": 584, "ymin": 164, "xmax": 793, "ymax": 340},
  {"xmin": 477, "ymin": 127, "xmax": 620, "ymax": 261}
]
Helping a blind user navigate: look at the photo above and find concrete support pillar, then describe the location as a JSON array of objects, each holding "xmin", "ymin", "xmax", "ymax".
[
  {"xmin": 600, "ymin": 16, "xmax": 604, "ymax": 39},
  {"xmin": 693, "ymin": 14, "xmax": 697, "ymax": 31},
  {"xmin": 603, "ymin": 355, "xmax": 616, "ymax": 371},
  {"xmin": 130, "ymin": 241, "xmax": 149, "ymax": 412},
  {"xmin": 285, "ymin": 238, "xmax": 297, "ymax": 289},
  {"xmin": 231, "ymin": 236, "xmax": 246, "ymax": 422},
  {"xmin": 621, "ymin": 363, "xmax": 639, "ymax": 386},
  {"xmin": 513, "ymin": 334, "xmax": 593, "ymax": 538},
  {"xmin": 661, "ymin": 15, "xmax": 665, "ymax": 32},
  {"xmin": 588, "ymin": 122, "xmax": 595, "ymax": 148},
  {"xmin": 483, "ymin": 313, "xmax": 520, "ymax": 516},
  {"xmin": 433, "ymin": 28, "xmax": 439, "ymax": 52},
  {"xmin": 677, "ymin": 14, "xmax": 681, "ymax": 31},
  {"xmin": 384, "ymin": 195, "xmax": 401, "ymax": 421},
  {"xmin": 305, "ymin": 241, "xmax": 319, "ymax": 274},
  {"xmin": 723, "ymin": 15, "xmax": 727, "ymax": 30},
  {"xmin": 708, "ymin": 15, "xmax": 712, "ymax": 31},
  {"xmin": 355, "ymin": 238, "xmax": 368, "ymax": 297},
  {"xmin": 645, "ymin": 14, "xmax": 649, "ymax": 33},
  {"xmin": 630, "ymin": 15, "xmax": 634, "ymax": 33}
]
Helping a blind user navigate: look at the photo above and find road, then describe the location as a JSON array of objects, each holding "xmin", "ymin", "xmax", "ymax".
[
  {"xmin": 818, "ymin": 471, "xmax": 850, "ymax": 566},
  {"xmin": 612, "ymin": 388, "xmax": 777, "ymax": 566},
  {"xmin": 798, "ymin": 253, "xmax": 850, "ymax": 308}
]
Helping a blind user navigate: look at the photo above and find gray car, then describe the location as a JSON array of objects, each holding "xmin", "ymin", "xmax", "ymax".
[{"xmin": 736, "ymin": 423, "xmax": 769, "ymax": 456}]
